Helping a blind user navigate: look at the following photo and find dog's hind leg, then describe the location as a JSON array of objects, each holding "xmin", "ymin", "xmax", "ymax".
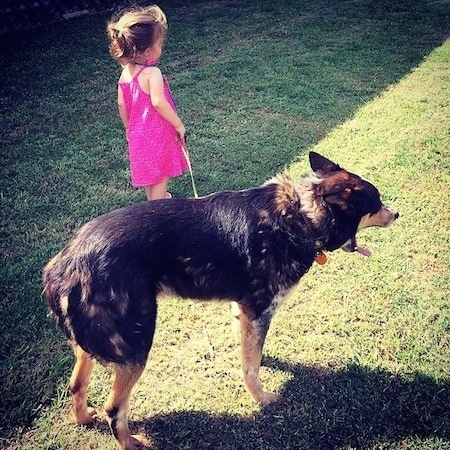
[
  {"xmin": 105, "ymin": 364, "xmax": 147, "ymax": 450},
  {"xmin": 237, "ymin": 305, "xmax": 280, "ymax": 405},
  {"xmin": 69, "ymin": 344, "xmax": 97, "ymax": 424},
  {"xmin": 230, "ymin": 301, "xmax": 242, "ymax": 344}
]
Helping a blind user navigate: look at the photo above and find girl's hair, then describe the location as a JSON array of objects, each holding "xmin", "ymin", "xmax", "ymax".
[{"xmin": 107, "ymin": 5, "xmax": 167, "ymax": 65}]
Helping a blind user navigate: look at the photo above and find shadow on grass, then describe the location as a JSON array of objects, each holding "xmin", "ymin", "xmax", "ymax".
[{"xmin": 136, "ymin": 360, "xmax": 449, "ymax": 449}]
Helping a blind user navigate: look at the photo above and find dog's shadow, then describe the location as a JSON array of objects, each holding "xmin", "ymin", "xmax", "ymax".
[{"xmin": 132, "ymin": 359, "xmax": 449, "ymax": 449}]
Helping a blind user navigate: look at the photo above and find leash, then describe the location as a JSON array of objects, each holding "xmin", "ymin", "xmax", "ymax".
[{"xmin": 180, "ymin": 137, "xmax": 199, "ymax": 198}]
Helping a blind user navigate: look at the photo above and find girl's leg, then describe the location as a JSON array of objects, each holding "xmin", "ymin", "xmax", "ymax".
[{"xmin": 144, "ymin": 177, "xmax": 169, "ymax": 200}]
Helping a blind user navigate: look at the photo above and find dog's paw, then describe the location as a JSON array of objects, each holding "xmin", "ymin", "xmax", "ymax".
[
  {"xmin": 126, "ymin": 434, "xmax": 149, "ymax": 450},
  {"xmin": 258, "ymin": 391, "xmax": 280, "ymax": 405},
  {"xmin": 75, "ymin": 406, "xmax": 98, "ymax": 425}
]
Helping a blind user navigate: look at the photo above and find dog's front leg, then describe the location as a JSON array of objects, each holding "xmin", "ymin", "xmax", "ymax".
[
  {"xmin": 105, "ymin": 363, "xmax": 147, "ymax": 450},
  {"xmin": 238, "ymin": 305, "xmax": 280, "ymax": 405}
]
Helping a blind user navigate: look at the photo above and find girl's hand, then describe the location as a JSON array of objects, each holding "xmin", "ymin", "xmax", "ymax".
[{"xmin": 176, "ymin": 123, "xmax": 186, "ymax": 141}]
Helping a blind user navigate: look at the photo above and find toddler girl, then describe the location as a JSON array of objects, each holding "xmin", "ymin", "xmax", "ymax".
[{"xmin": 107, "ymin": 5, "xmax": 188, "ymax": 200}]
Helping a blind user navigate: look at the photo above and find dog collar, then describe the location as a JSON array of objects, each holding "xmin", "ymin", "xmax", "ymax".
[
  {"xmin": 312, "ymin": 239, "xmax": 327, "ymax": 265},
  {"xmin": 315, "ymin": 251, "xmax": 327, "ymax": 265}
]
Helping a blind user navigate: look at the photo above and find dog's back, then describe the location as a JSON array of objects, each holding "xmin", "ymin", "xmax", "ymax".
[{"xmin": 43, "ymin": 181, "xmax": 315, "ymax": 366}]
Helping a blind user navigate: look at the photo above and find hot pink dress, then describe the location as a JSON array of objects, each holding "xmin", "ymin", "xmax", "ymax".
[{"xmin": 119, "ymin": 63, "xmax": 188, "ymax": 187}]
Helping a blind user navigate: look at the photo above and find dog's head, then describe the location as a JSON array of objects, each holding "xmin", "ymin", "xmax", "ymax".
[{"xmin": 309, "ymin": 151, "xmax": 399, "ymax": 256}]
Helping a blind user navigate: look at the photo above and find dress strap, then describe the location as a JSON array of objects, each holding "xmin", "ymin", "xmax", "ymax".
[{"xmin": 136, "ymin": 66, "xmax": 149, "ymax": 77}]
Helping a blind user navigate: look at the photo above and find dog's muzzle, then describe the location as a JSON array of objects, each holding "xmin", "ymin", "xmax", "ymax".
[{"xmin": 342, "ymin": 204, "xmax": 399, "ymax": 256}]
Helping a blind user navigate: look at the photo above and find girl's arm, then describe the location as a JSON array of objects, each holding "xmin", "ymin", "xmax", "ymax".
[
  {"xmin": 146, "ymin": 68, "xmax": 186, "ymax": 139},
  {"xmin": 117, "ymin": 85, "xmax": 129, "ymax": 130}
]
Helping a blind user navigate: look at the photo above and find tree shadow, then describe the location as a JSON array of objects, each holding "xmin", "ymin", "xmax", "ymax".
[{"xmin": 136, "ymin": 359, "xmax": 450, "ymax": 449}]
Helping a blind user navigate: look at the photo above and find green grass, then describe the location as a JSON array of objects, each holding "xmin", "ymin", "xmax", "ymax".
[{"xmin": 1, "ymin": 0, "xmax": 449, "ymax": 448}]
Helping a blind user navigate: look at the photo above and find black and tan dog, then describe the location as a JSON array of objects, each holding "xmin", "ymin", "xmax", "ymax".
[{"xmin": 43, "ymin": 152, "xmax": 398, "ymax": 449}]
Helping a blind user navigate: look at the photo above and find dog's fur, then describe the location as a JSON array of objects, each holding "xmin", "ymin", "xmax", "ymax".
[{"xmin": 43, "ymin": 152, "xmax": 398, "ymax": 449}]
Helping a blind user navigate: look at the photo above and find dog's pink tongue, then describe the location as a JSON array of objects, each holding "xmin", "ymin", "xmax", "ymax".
[{"xmin": 356, "ymin": 246, "xmax": 371, "ymax": 257}]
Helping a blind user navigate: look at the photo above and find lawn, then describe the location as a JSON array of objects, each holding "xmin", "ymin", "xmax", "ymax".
[{"xmin": 0, "ymin": 0, "xmax": 449, "ymax": 449}]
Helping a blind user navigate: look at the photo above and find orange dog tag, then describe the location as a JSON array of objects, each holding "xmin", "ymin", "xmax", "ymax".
[{"xmin": 315, "ymin": 252, "xmax": 327, "ymax": 265}]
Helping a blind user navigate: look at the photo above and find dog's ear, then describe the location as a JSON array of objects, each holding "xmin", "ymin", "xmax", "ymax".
[
  {"xmin": 319, "ymin": 177, "xmax": 362, "ymax": 210},
  {"xmin": 321, "ymin": 186, "xmax": 352, "ymax": 209},
  {"xmin": 309, "ymin": 152, "xmax": 342, "ymax": 173}
]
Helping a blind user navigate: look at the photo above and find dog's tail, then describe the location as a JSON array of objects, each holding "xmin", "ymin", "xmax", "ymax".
[{"xmin": 43, "ymin": 254, "xmax": 62, "ymax": 312}]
